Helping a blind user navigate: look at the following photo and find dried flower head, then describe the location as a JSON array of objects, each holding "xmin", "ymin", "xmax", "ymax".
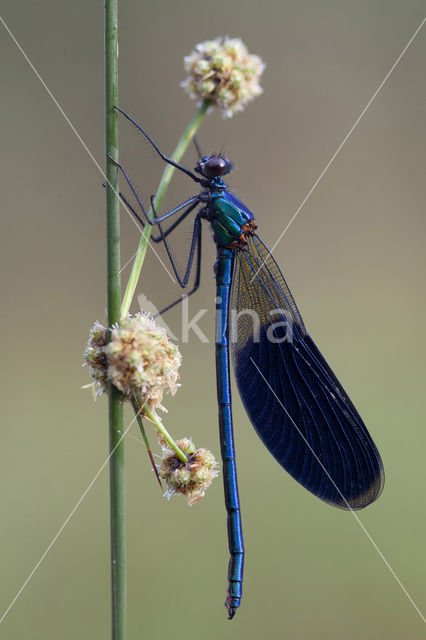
[
  {"xmin": 158, "ymin": 438, "xmax": 219, "ymax": 506},
  {"xmin": 83, "ymin": 321, "xmax": 109, "ymax": 395},
  {"xmin": 104, "ymin": 313, "xmax": 181, "ymax": 411},
  {"xmin": 83, "ymin": 314, "xmax": 181, "ymax": 411},
  {"xmin": 182, "ymin": 37, "xmax": 265, "ymax": 118}
]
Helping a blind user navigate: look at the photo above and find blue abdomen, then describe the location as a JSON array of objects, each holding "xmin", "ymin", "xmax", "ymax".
[{"xmin": 210, "ymin": 191, "xmax": 255, "ymax": 248}]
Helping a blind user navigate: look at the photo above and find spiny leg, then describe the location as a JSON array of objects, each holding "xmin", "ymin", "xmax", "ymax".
[
  {"xmin": 119, "ymin": 191, "xmax": 199, "ymax": 244},
  {"xmin": 155, "ymin": 214, "xmax": 203, "ymax": 316},
  {"xmin": 114, "ymin": 106, "xmax": 202, "ymax": 184},
  {"xmin": 119, "ymin": 187, "xmax": 203, "ymax": 298},
  {"xmin": 109, "ymin": 156, "xmax": 204, "ymax": 305},
  {"xmin": 149, "ymin": 198, "xmax": 202, "ymax": 288},
  {"xmin": 107, "ymin": 153, "xmax": 200, "ymax": 225},
  {"xmin": 119, "ymin": 184, "xmax": 203, "ymax": 312}
]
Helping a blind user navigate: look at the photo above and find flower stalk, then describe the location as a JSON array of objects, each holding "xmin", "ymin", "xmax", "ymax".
[
  {"xmin": 120, "ymin": 98, "xmax": 211, "ymax": 318},
  {"xmin": 141, "ymin": 403, "xmax": 187, "ymax": 463},
  {"xmin": 105, "ymin": 1, "xmax": 126, "ymax": 639},
  {"xmin": 130, "ymin": 397, "xmax": 163, "ymax": 487}
]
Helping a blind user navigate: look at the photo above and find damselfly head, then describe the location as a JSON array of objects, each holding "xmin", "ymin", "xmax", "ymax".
[{"xmin": 195, "ymin": 155, "xmax": 232, "ymax": 179}]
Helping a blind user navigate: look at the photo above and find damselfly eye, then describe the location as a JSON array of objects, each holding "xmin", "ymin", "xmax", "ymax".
[{"xmin": 203, "ymin": 157, "xmax": 228, "ymax": 178}]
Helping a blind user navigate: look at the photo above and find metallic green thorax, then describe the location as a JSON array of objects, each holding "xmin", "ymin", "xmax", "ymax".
[{"xmin": 210, "ymin": 190, "xmax": 255, "ymax": 248}]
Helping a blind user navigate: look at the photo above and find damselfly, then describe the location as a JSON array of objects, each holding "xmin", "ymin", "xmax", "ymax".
[{"xmin": 109, "ymin": 107, "xmax": 384, "ymax": 619}]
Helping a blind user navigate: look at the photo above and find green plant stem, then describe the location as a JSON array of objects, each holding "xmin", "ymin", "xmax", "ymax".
[
  {"xmin": 130, "ymin": 398, "xmax": 151, "ymax": 451},
  {"xmin": 120, "ymin": 99, "xmax": 211, "ymax": 318},
  {"xmin": 130, "ymin": 396, "xmax": 163, "ymax": 487},
  {"xmin": 105, "ymin": 2, "xmax": 126, "ymax": 640},
  {"xmin": 142, "ymin": 404, "xmax": 188, "ymax": 463}
]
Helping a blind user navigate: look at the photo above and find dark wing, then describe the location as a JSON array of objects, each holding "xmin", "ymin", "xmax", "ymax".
[{"xmin": 231, "ymin": 235, "xmax": 384, "ymax": 509}]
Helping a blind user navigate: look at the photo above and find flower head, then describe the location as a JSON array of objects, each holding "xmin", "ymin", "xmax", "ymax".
[
  {"xmin": 182, "ymin": 37, "xmax": 265, "ymax": 118},
  {"xmin": 83, "ymin": 321, "xmax": 109, "ymax": 395},
  {"xmin": 84, "ymin": 314, "xmax": 181, "ymax": 411},
  {"xmin": 158, "ymin": 437, "xmax": 219, "ymax": 506},
  {"xmin": 105, "ymin": 313, "xmax": 181, "ymax": 410}
]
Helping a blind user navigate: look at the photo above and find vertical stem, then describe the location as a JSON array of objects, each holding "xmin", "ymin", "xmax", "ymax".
[{"xmin": 105, "ymin": 2, "xmax": 126, "ymax": 639}]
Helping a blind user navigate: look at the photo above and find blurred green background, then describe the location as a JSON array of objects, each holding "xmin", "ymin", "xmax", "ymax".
[{"xmin": 1, "ymin": 1, "xmax": 426, "ymax": 638}]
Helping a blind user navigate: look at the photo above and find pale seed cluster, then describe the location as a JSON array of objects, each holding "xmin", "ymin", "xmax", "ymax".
[
  {"xmin": 182, "ymin": 37, "xmax": 265, "ymax": 117},
  {"xmin": 158, "ymin": 438, "xmax": 219, "ymax": 506},
  {"xmin": 84, "ymin": 314, "xmax": 181, "ymax": 411}
]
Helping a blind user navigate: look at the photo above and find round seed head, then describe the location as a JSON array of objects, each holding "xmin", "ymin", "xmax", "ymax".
[
  {"xmin": 104, "ymin": 313, "xmax": 181, "ymax": 411},
  {"xmin": 83, "ymin": 314, "xmax": 181, "ymax": 412},
  {"xmin": 158, "ymin": 439, "xmax": 219, "ymax": 506},
  {"xmin": 182, "ymin": 37, "xmax": 265, "ymax": 118}
]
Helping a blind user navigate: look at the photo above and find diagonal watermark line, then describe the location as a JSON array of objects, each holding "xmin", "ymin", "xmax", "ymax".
[
  {"xmin": 126, "ymin": 432, "xmax": 161, "ymax": 457},
  {"xmin": 0, "ymin": 410, "xmax": 141, "ymax": 626},
  {"xmin": 118, "ymin": 249, "xmax": 139, "ymax": 276},
  {"xmin": 249, "ymin": 357, "xmax": 426, "ymax": 624},
  {"xmin": 250, "ymin": 17, "xmax": 426, "ymax": 284},
  {"xmin": 0, "ymin": 15, "xmax": 175, "ymax": 285}
]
